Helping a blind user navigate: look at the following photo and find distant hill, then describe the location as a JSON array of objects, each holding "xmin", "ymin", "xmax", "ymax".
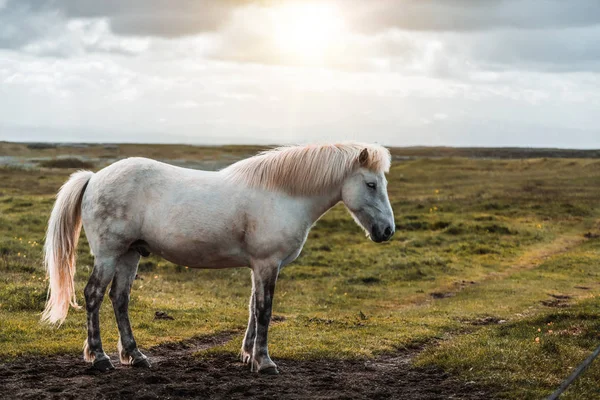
[
  {"xmin": 387, "ymin": 146, "xmax": 600, "ymax": 159},
  {"xmin": 1, "ymin": 142, "xmax": 600, "ymax": 164}
]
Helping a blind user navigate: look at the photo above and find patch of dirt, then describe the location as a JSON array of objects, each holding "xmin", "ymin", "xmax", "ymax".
[
  {"xmin": 0, "ymin": 332, "xmax": 495, "ymax": 400},
  {"xmin": 454, "ymin": 280, "xmax": 477, "ymax": 287},
  {"xmin": 540, "ymin": 293, "xmax": 573, "ymax": 308},
  {"xmin": 554, "ymin": 326, "xmax": 585, "ymax": 337},
  {"xmin": 469, "ymin": 317, "xmax": 507, "ymax": 326},
  {"xmin": 271, "ymin": 315, "xmax": 286, "ymax": 323},
  {"xmin": 574, "ymin": 286, "xmax": 591, "ymax": 290},
  {"xmin": 150, "ymin": 331, "xmax": 237, "ymax": 362},
  {"xmin": 154, "ymin": 311, "xmax": 175, "ymax": 320},
  {"xmin": 430, "ymin": 291, "xmax": 455, "ymax": 299},
  {"xmin": 548, "ymin": 294, "xmax": 572, "ymax": 300},
  {"xmin": 540, "ymin": 299, "xmax": 570, "ymax": 308}
]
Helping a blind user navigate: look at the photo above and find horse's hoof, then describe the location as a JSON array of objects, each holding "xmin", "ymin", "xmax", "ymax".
[
  {"xmin": 93, "ymin": 359, "xmax": 115, "ymax": 372},
  {"xmin": 240, "ymin": 353, "xmax": 251, "ymax": 364},
  {"xmin": 259, "ymin": 366, "xmax": 279, "ymax": 375},
  {"xmin": 133, "ymin": 358, "xmax": 152, "ymax": 369}
]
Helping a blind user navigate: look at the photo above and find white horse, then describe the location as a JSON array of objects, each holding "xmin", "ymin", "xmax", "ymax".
[{"xmin": 41, "ymin": 142, "xmax": 395, "ymax": 374}]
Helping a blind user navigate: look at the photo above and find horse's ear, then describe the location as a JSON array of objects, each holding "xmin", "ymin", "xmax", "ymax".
[{"xmin": 358, "ymin": 148, "xmax": 369, "ymax": 166}]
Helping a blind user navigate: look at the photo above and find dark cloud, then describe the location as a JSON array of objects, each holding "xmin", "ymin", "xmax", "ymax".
[
  {"xmin": 0, "ymin": 2, "xmax": 61, "ymax": 50},
  {"xmin": 52, "ymin": 0, "xmax": 220, "ymax": 18},
  {"xmin": 109, "ymin": 14, "xmax": 225, "ymax": 38},
  {"xmin": 343, "ymin": 0, "xmax": 600, "ymax": 33},
  {"xmin": 0, "ymin": 0, "xmax": 235, "ymax": 49},
  {"xmin": 22, "ymin": 0, "xmax": 232, "ymax": 37},
  {"xmin": 57, "ymin": 0, "xmax": 234, "ymax": 37}
]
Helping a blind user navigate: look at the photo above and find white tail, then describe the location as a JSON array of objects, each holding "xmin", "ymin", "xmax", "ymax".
[{"xmin": 41, "ymin": 170, "xmax": 94, "ymax": 325}]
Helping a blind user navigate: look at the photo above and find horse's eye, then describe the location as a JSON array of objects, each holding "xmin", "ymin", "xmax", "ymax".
[{"xmin": 366, "ymin": 182, "xmax": 377, "ymax": 190}]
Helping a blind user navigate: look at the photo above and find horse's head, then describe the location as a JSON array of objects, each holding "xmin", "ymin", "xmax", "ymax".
[{"xmin": 342, "ymin": 148, "xmax": 395, "ymax": 243}]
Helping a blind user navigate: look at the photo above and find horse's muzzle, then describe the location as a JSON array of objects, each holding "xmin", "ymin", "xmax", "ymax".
[{"xmin": 371, "ymin": 225, "xmax": 395, "ymax": 243}]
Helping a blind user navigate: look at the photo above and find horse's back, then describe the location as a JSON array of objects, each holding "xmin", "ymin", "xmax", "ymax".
[
  {"xmin": 81, "ymin": 158, "xmax": 203, "ymax": 250},
  {"xmin": 93, "ymin": 157, "xmax": 194, "ymax": 184},
  {"xmin": 83, "ymin": 157, "xmax": 189, "ymax": 217}
]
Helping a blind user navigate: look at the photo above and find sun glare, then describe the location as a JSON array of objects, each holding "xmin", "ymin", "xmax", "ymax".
[{"xmin": 272, "ymin": 2, "xmax": 345, "ymax": 62}]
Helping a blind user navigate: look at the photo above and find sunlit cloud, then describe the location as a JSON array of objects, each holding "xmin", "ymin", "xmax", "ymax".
[{"xmin": 272, "ymin": 2, "xmax": 346, "ymax": 64}]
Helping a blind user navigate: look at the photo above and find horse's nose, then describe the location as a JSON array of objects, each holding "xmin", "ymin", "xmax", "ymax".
[{"xmin": 383, "ymin": 226, "xmax": 394, "ymax": 240}]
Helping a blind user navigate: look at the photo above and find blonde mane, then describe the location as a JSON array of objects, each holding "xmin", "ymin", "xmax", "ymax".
[{"xmin": 222, "ymin": 142, "xmax": 391, "ymax": 196}]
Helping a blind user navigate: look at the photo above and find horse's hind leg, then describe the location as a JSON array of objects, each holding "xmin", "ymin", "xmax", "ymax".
[
  {"xmin": 83, "ymin": 256, "xmax": 117, "ymax": 371},
  {"xmin": 108, "ymin": 250, "xmax": 150, "ymax": 368}
]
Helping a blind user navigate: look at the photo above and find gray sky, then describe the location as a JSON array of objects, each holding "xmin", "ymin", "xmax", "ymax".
[{"xmin": 1, "ymin": 0, "xmax": 599, "ymax": 148}]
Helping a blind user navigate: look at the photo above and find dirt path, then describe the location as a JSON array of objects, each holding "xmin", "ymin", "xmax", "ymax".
[
  {"xmin": 0, "ymin": 332, "xmax": 493, "ymax": 400},
  {"xmin": 420, "ymin": 233, "xmax": 590, "ymax": 302},
  {"xmin": 496, "ymin": 233, "xmax": 587, "ymax": 275}
]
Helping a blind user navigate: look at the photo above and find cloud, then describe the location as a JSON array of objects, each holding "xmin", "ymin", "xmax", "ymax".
[
  {"xmin": 16, "ymin": 19, "xmax": 150, "ymax": 58},
  {"xmin": 0, "ymin": 0, "xmax": 234, "ymax": 53},
  {"xmin": 204, "ymin": 5, "xmax": 447, "ymax": 72},
  {"xmin": 2, "ymin": 0, "xmax": 600, "ymax": 74},
  {"xmin": 0, "ymin": 2, "xmax": 63, "ymax": 50},
  {"xmin": 341, "ymin": 0, "xmax": 600, "ymax": 33},
  {"xmin": 10, "ymin": 0, "xmax": 234, "ymax": 38},
  {"xmin": 5, "ymin": 0, "xmax": 598, "ymax": 46},
  {"xmin": 207, "ymin": 17, "xmax": 600, "ymax": 76},
  {"xmin": 192, "ymin": 2, "xmax": 600, "ymax": 74},
  {"xmin": 0, "ymin": 0, "xmax": 599, "ymax": 149},
  {"xmin": 1, "ymin": 47, "xmax": 599, "ymax": 147},
  {"xmin": 108, "ymin": 9, "xmax": 231, "ymax": 38},
  {"xmin": 466, "ymin": 26, "xmax": 600, "ymax": 72}
]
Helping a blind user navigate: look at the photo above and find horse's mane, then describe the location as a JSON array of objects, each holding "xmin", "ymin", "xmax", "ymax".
[{"xmin": 221, "ymin": 142, "xmax": 391, "ymax": 196}]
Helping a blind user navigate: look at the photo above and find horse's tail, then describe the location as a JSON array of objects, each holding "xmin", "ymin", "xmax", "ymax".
[{"xmin": 41, "ymin": 170, "xmax": 94, "ymax": 325}]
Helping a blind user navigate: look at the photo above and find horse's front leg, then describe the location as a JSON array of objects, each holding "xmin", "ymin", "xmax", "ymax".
[
  {"xmin": 249, "ymin": 260, "xmax": 279, "ymax": 374},
  {"xmin": 240, "ymin": 273, "xmax": 256, "ymax": 364}
]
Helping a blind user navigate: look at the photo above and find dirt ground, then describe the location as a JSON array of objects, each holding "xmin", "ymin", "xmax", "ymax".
[{"xmin": 0, "ymin": 332, "xmax": 494, "ymax": 400}]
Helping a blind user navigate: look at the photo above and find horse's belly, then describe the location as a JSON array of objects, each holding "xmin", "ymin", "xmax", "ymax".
[{"xmin": 147, "ymin": 238, "xmax": 248, "ymax": 269}]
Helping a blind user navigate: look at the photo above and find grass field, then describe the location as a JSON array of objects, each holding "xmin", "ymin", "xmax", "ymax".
[{"xmin": 1, "ymin": 142, "xmax": 599, "ymax": 399}]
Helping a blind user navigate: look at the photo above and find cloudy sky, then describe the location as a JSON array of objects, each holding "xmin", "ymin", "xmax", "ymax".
[{"xmin": 1, "ymin": 0, "xmax": 599, "ymax": 148}]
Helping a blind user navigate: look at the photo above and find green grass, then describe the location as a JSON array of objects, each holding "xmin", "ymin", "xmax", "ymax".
[
  {"xmin": 1, "ymin": 148, "xmax": 599, "ymax": 398},
  {"xmin": 415, "ymin": 238, "xmax": 600, "ymax": 399}
]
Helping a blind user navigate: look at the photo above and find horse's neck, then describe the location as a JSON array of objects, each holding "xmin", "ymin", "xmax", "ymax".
[{"xmin": 305, "ymin": 187, "xmax": 343, "ymax": 224}]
